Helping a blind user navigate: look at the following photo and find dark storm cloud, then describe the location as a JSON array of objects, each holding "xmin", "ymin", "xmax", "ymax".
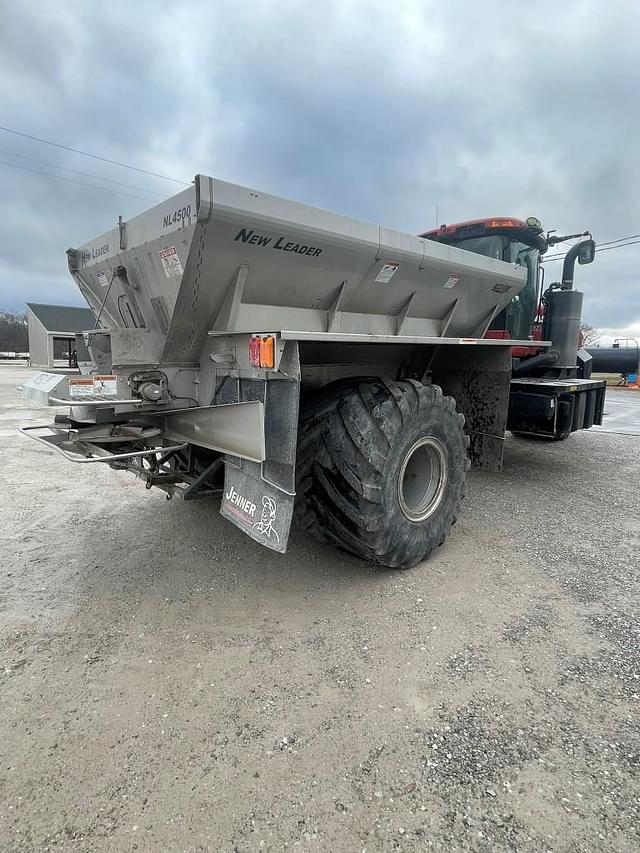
[{"xmin": 1, "ymin": 0, "xmax": 638, "ymax": 335}]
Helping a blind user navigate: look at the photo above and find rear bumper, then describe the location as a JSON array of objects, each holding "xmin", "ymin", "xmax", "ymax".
[
  {"xmin": 20, "ymin": 423, "xmax": 188, "ymax": 464},
  {"xmin": 508, "ymin": 377, "xmax": 606, "ymax": 439}
]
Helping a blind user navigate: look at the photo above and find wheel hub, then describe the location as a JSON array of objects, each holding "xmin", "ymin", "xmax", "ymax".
[{"xmin": 397, "ymin": 436, "xmax": 447, "ymax": 522}]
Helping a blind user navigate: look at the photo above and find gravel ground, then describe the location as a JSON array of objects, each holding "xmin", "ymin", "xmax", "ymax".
[{"xmin": 1, "ymin": 363, "xmax": 638, "ymax": 853}]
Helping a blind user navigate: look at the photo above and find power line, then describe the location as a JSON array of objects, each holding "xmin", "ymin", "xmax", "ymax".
[
  {"xmin": 597, "ymin": 233, "xmax": 640, "ymax": 247},
  {"xmin": 544, "ymin": 234, "xmax": 640, "ymax": 262},
  {"xmin": 541, "ymin": 253, "xmax": 569, "ymax": 262},
  {"xmin": 0, "ymin": 125, "xmax": 190, "ymax": 186},
  {"xmin": 0, "ymin": 159, "xmax": 165, "ymax": 203},
  {"xmin": 594, "ymin": 239, "xmax": 640, "ymax": 254},
  {"xmin": 0, "ymin": 148, "xmax": 165, "ymax": 199}
]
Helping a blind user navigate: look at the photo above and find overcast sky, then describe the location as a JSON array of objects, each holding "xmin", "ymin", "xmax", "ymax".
[{"xmin": 1, "ymin": 0, "xmax": 639, "ymax": 342}]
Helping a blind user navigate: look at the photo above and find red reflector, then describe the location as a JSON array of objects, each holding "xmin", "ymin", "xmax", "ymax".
[{"xmin": 249, "ymin": 335, "xmax": 261, "ymax": 366}]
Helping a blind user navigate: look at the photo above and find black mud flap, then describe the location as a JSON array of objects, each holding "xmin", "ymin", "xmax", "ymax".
[
  {"xmin": 220, "ymin": 463, "xmax": 294, "ymax": 554},
  {"xmin": 216, "ymin": 340, "xmax": 300, "ymax": 554}
]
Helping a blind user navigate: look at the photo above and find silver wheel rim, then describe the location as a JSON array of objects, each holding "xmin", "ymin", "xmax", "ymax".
[{"xmin": 397, "ymin": 436, "xmax": 448, "ymax": 523}]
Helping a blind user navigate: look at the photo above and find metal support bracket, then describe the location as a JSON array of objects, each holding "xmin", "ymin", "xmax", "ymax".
[
  {"xmin": 212, "ymin": 264, "xmax": 249, "ymax": 332},
  {"xmin": 327, "ymin": 281, "xmax": 347, "ymax": 332},
  {"xmin": 396, "ymin": 292, "xmax": 416, "ymax": 336},
  {"xmin": 471, "ymin": 303, "xmax": 501, "ymax": 339},
  {"xmin": 183, "ymin": 457, "xmax": 224, "ymax": 501},
  {"xmin": 440, "ymin": 298, "xmax": 459, "ymax": 338}
]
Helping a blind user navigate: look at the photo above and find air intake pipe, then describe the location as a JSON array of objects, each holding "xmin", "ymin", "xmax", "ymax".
[
  {"xmin": 561, "ymin": 241, "xmax": 584, "ymax": 289},
  {"xmin": 542, "ymin": 288, "xmax": 584, "ymax": 370},
  {"xmin": 538, "ymin": 236, "xmax": 594, "ymax": 371}
]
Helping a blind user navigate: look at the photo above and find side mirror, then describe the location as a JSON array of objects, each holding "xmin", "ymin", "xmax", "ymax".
[{"xmin": 578, "ymin": 238, "xmax": 596, "ymax": 265}]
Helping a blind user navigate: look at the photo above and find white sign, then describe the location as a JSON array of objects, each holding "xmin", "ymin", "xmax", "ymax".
[
  {"xmin": 20, "ymin": 371, "xmax": 65, "ymax": 405},
  {"xmin": 159, "ymin": 246, "xmax": 184, "ymax": 278},
  {"xmin": 443, "ymin": 275, "xmax": 460, "ymax": 289},
  {"xmin": 69, "ymin": 378, "xmax": 95, "ymax": 398},
  {"xmin": 68, "ymin": 375, "xmax": 118, "ymax": 397},
  {"xmin": 93, "ymin": 375, "xmax": 118, "ymax": 396},
  {"xmin": 374, "ymin": 261, "xmax": 399, "ymax": 283},
  {"xmin": 96, "ymin": 270, "xmax": 109, "ymax": 287},
  {"xmin": 24, "ymin": 372, "xmax": 63, "ymax": 393}
]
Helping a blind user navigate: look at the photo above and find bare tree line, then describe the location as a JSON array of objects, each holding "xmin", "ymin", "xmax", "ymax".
[{"xmin": 0, "ymin": 312, "xmax": 28, "ymax": 352}]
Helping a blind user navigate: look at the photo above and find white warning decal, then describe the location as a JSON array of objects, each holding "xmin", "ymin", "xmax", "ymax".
[
  {"xmin": 68, "ymin": 376, "xmax": 118, "ymax": 397},
  {"xmin": 159, "ymin": 246, "xmax": 184, "ymax": 278},
  {"xmin": 93, "ymin": 375, "xmax": 118, "ymax": 396},
  {"xmin": 374, "ymin": 261, "xmax": 399, "ymax": 283},
  {"xmin": 68, "ymin": 378, "xmax": 95, "ymax": 398},
  {"xmin": 443, "ymin": 275, "xmax": 460, "ymax": 289}
]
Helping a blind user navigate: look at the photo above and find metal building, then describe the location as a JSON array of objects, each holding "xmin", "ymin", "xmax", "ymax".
[{"xmin": 26, "ymin": 303, "xmax": 95, "ymax": 368}]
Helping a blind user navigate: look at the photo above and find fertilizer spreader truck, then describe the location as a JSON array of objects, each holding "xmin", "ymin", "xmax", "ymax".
[{"xmin": 21, "ymin": 176, "xmax": 606, "ymax": 568}]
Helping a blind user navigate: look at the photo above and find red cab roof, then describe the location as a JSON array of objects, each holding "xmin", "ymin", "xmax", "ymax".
[{"xmin": 420, "ymin": 217, "xmax": 529, "ymax": 239}]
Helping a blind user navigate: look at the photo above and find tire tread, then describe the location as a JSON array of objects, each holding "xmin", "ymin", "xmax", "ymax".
[{"xmin": 295, "ymin": 378, "xmax": 469, "ymax": 568}]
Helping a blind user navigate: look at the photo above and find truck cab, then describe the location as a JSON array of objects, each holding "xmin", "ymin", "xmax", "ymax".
[
  {"xmin": 421, "ymin": 216, "xmax": 546, "ymax": 344},
  {"xmin": 423, "ymin": 216, "xmax": 606, "ymax": 441}
]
